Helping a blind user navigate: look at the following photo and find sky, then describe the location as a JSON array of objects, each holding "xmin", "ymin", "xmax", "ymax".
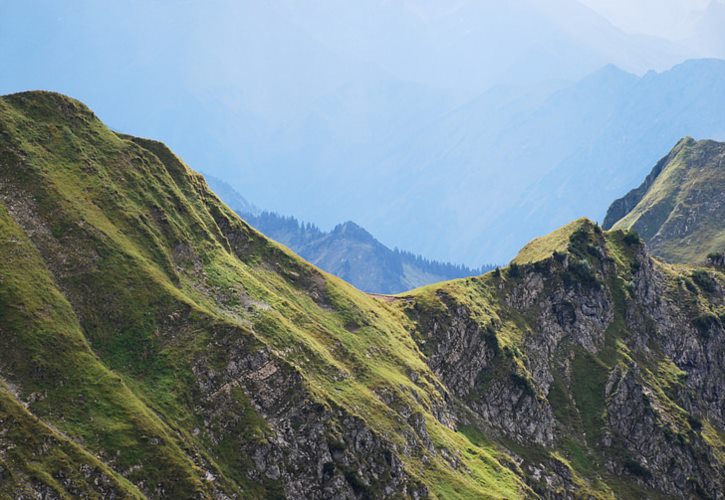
[
  {"xmin": 2, "ymin": 0, "xmax": 724, "ymax": 265},
  {"xmin": 579, "ymin": 0, "xmax": 712, "ymax": 38}
]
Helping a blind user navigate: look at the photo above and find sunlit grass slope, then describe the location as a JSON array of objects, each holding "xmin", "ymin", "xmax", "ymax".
[
  {"xmin": 0, "ymin": 91, "xmax": 528, "ymax": 498},
  {"xmin": 606, "ymin": 137, "xmax": 725, "ymax": 263}
]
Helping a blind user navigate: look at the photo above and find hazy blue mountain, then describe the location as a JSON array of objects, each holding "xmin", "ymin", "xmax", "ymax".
[
  {"xmin": 173, "ymin": 57, "xmax": 725, "ymax": 268},
  {"xmin": 204, "ymin": 175, "xmax": 259, "ymax": 216},
  {"xmin": 681, "ymin": 1, "xmax": 725, "ymax": 57},
  {"xmin": 271, "ymin": 0, "xmax": 688, "ymax": 91},
  {"xmin": 361, "ymin": 58, "xmax": 725, "ymax": 264},
  {"xmin": 4, "ymin": 2, "xmax": 723, "ymax": 268},
  {"xmin": 203, "ymin": 174, "xmax": 492, "ymax": 293},
  {"xmin": 234, "ymin": 211, "xmax": 491, "ymax": 294}
]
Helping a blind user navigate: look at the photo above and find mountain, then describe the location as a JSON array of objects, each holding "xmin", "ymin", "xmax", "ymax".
[
  {"xmin": 683, "ymin": 1, "xmax": 725, "ymax": 58},
  {"xmin": 238, "ymin": 212, "xmax": 491, "ymax": 294},
  {"xmin": 203, "ymin": 175, "xmax": 492, "ymax": 293},
  {"xmin": 360, "ymin": 58, "xmax": 725, "ymax": 265},
  {"xmin": 204, "ymin": 175, "xmax": 259, "ymax": 217},
  {"xmin": 603, "ymin": 137, "xmax": 725, "ymax": 264},
  {"xmin": 2, "ymin": 1, "xmax": 713, "ymax": 270},
  {"xmin": 0, "ymin": 92, "xmax": 723, "ymax": 498}
]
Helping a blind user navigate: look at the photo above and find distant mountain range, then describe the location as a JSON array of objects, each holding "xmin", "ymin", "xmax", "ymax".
[
  {"xmin": 604, "ymin": 137, "xmax": 725, "ymax": 264},
  {"xmin": 357, "ymin": 58, "xmax": 725, "ymax": 265},
  {"xmin": 205, "ymin": 176, "xmax": 491, "ymax": 293},
  {"xmin": 206, "ymin": 57, "xmax": 725, "ymax": 287},
  {"xmin": 197, "ymin": 58, "xmax": 725, "ymax": 268},
  {"xmin": 8, "ymin": 3, "xmax": 725, "ymax": 270}
]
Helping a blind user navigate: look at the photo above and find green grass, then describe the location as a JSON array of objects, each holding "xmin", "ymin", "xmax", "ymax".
[
  {"xmin": 512, "ymin": 217, "xmax": 594, "ymax": 265},
  {"xmin": 0, "ymin": 91, "xmax": 533, "ymax": 498},
  {"xmin": 1, "ymin": 91, "xmax": 722, "ymax": 499},
  {"xmin": 612, "ymin": 137, "xmax": 725, "ymax": 264}
]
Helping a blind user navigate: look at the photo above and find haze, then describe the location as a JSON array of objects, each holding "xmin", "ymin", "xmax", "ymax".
[{"xmin": 2, "ymin": 0, "xmax": 725, "ymax": 265}]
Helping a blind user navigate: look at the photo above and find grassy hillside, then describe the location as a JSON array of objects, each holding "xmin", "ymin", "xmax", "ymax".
[
  {"xmin": 604, "ymin": 137, "xmax": 725, "ymax": 264},
  {"xmin": 0, "ymin": 91, "xmax": 722, "ymax": 498},
  {"xmin": 0, "ymin": 91, "xmax": 526, "ymax": 497}
]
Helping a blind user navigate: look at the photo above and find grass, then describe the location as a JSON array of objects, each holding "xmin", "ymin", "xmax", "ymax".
[
  {"xmin": 0, "ymin": 91, "xmax": 532, "ymax": 498},
  {"xmin": 612, "ymin": 138, "xmax": 725, "ymax": 264},
  {"xmin": 512, "ymin": 217, "xmax": 594, "ymax": 265},
  {"xmin": 1, "ymin": 91, "xmax": 721, "ymax": 498}
]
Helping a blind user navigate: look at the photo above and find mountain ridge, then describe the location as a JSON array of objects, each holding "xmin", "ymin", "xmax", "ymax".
[
  {"xmin": 0, "ymin": 91, "xmax": 722, "ymax": 498},
  {"xmin": 363, "ymin": 57, "xmax": 725, "ymax": 265},
  {"xmin": 204, "ymin": 174, "xmax": 492, "ymax": 293},
  {"xmin": 241, "ymin": 212, "xmax": 494, "ymax": 294},
  {"xmin": 604, "ymin": 136, "xmax": 725, "ymax": 263}
]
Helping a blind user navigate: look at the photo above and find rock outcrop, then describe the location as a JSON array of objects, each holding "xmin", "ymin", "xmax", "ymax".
[{"xmin": 402, "ymin": 220, "xmax": 724, "ymax": 498}]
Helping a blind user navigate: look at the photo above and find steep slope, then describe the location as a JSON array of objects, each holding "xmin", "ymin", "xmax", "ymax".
[
  {"xmin": 0, "ymin": 92, "xmax": 722, "ymax": 498},
  {"xmin": 603, "ymin": 137, "xmax": 725, "ymax": 263},
  {"xmin": 400, "ymin": 219, "xmax": 725, "ymax": 498},
  {"xmin": 0, "ymin": 91, "xmax": 526, "ymax": 498}
]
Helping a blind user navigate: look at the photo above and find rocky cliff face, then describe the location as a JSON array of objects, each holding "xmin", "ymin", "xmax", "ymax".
[
  {"xmin": 0, "ymin": 92, "xmax": 722, "ymax": 498},
  {"xmin": 402, "ymin": 220, "xmax": 724, "ymax": 498}
]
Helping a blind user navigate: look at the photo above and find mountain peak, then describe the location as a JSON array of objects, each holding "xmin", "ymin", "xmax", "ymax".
[
  {"xmin": 512, "ymin": 217, "xmax": 598, "ymax": 265},
  {"xmin": 1, "ymin": 91, "xmax": 723, "ymax": 499},
  {"xmin": 3, "ymin": 90, "xmax": 98, "ymax": 123},
  {"xmin": 332, "ymin": 220, "xmax": 375, "ymax": 240},
  {"xmin": 604, "ymin": 137, "xmax": 725, "ymax": 263}
]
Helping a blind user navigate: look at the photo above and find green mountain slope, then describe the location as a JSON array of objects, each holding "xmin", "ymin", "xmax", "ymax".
[
  {"xmin": 603, "ymin": 137, "xmax": 725, "ymax": 263},
  {"xmin": 0, "ymin": 92, "xmax": 723, "ymax": 498}
]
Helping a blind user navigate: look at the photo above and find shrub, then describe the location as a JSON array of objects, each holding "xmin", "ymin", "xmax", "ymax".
[
  {"xmin": 691, "ymin": 270, "xmax": 717, "ymax": 293},
  {"xmin": 692, "ymin": 313, "xmax": 720, "ymax": 337},
  {"xmin": 510, "ymin": 372, "xmax": 534, "ymax": 395},
  {"xmin": 568, "ymin": 227, "xmax": 591, "ymax": 254},
  {"xmin": 684, "ymin": 278, "xmax": 698, "ymax": 294},
  {"xmin": 564, "ymin": 258, "xmax": 599, "ymax": 289},
  {"xmin": 622, "ymin": 231, "xmax": 642, "ymax": 246},
  {"xmin": 707, "ymin": 252, "xmax": 724, "ymax": 267},
  {"xmin": 624, "ymin": 459, "xmax": 652, "ymax": 479},
  {"xmin": 687, "ymin": 415, "xmax": 703, "ymax": 432},
  {"xmin": 533, "ymin": 260, "xmax": 550, "ymax": 274}
]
